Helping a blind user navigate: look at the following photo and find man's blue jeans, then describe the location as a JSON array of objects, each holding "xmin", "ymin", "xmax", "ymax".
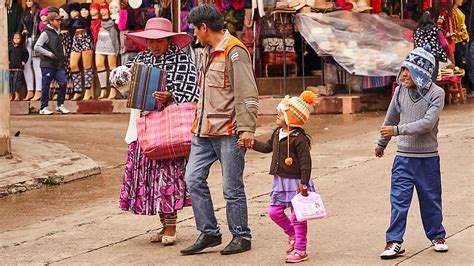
[
  {"xmin": 386, "ymin": 156, "xmax": 446, "ymax": 243},
  {"xmin": 185, "ymin": 135, "xmax": 251, "ymax": 240},
  {"xmin": 41, "ymin": 67, "xmax": 67, "ymax": 110}
]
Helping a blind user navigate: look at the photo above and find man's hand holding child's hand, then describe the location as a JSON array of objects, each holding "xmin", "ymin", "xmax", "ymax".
[{"xmin": 238, "ymin": 132, "xmax": 254, "ymax": 149}]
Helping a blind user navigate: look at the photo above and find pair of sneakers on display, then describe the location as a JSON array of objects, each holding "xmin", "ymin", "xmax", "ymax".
[
  {"xmin": 380, "ymin": 238, "xmax": 448, "ymax": 260},
  {"xmin": 39, "ymin": 105, "xmax": 71, "ymax": 115}
]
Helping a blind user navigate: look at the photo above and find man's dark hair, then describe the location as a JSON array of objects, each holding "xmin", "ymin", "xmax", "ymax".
[
  {"xmin": 47, "ymin": 12, "xmax": 60, "ymax": 22},
  {"xmin": 187, "ymin": 4, "xmax": 224, "ymax": 32}
]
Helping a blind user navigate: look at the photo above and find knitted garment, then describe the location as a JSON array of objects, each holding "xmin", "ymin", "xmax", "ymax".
[
  {"xmin": 124, "ymin": 44, "xmax": 199, "ymax": 104},
  {"xmin": 452, "ymin": 7, "xmax": 470, "ymax": 43},
  {"xmin": 97, "ymin": 19, "xmax": 120, "ymax": 55},
  {"xmin": 377, "ymin": 84, "xmax": 445, "ymax": 158},
  {"xmin": 276, "ymin": 92, "xmax": 316, "ymax": 127},
  {"xmin": 395, "ymin": 47, "xmax": 437, "ymax": 112},
  {"xmin": 413, "ymin": 25, "xmax": 448, "ymax": 62},
  {"xmin": 397, "ymin": 47, "xmax": 435, "ymax": 91}
]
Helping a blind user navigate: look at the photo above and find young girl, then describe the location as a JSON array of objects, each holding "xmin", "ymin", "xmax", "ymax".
[
  {"xmin": 248, "ymin": 91, "xmax": 317, "ymax": 263},
  {"xmin": 8, "ymin": 32, "xmax": 29, "ymax": 101}
]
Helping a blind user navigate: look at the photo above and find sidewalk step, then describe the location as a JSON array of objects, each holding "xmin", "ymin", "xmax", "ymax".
[
  {"xmin": 0, "ymin": 136, "xmax": 101, "ymax": 197},
  {"xmin": 10, "ymin": 94, "xmax": 390, "ymax": 116}
]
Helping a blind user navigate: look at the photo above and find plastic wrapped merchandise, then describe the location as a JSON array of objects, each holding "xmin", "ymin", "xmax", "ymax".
[{"xmin": 296, "ymin": 11, "xmax": 416, "ymax": 76}]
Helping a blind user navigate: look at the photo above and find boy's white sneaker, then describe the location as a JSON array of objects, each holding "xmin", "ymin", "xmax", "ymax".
[
  {"xmin": 380, "ymin": 242, "xmax": 405, "ymax": 260},
  {"xmin": 56, "ymin": 105, "xmax": 71, "ymax": 114},
  {"xmin": 39, "ymin": 108, "xmax": 53, "ymax": 115},
  {"xmin": 432, "ymin": 238, "xmax": 448, "ymax": 252}
]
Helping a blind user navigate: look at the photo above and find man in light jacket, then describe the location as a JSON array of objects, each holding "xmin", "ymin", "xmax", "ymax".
[{"xmin": 181, "ymin": 4, "xmax": 259, "ymax": 256}]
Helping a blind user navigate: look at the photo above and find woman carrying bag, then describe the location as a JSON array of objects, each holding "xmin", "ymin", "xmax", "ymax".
[{"xmin": 114, "ymin": 18, "xmax": 199, "ymax": 246}]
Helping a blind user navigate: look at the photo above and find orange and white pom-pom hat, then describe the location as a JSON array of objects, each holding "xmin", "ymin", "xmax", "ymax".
[
  {"xmin": 277, "ymin": 91, "xmax": 317, "ymax": 128},
  {"xmin": 276, "ymin": 91, "xmax": 317, "ymax": 166}
]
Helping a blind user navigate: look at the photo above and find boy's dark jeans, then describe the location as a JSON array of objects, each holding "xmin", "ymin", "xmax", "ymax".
[{"xmin": 41, "ymin": 67, "xmax": 67, "ymax": 110}]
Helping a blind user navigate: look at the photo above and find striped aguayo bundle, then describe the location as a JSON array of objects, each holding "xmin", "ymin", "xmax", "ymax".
[{"xmin": 127, "ymin": 64, "xmax": 167, "ymax": 111}]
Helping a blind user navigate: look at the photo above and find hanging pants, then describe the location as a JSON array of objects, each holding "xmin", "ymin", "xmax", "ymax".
[{"xmin": 386, "ymin": 156, "xmax": 446, "ymax": 243}]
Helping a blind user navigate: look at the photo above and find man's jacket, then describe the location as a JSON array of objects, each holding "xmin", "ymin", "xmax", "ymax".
[{"xmin": 192, "ymin": 31, "xmax": 259, "ymax": 137}]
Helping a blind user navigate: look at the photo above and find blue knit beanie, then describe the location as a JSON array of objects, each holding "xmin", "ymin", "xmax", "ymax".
[
  {"xmin": 395, "ymin": 46, "xmax": 438, "ymax": 112},
  {"xmin": 397, "ymin": 46, "xmax": 435, "ymax": 90}
]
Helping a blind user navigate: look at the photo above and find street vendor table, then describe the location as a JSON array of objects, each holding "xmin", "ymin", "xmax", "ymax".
[{"xmin": 436, "ymin": 75, "xmax": 467, "ymax": 104}]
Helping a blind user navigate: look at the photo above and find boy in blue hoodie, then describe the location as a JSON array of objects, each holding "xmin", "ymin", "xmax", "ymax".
[{"xmin": 375, "ymin": 47, "xmax": 448, "ymax": 259}]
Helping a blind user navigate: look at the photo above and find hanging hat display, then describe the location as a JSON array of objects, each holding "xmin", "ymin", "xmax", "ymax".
[
  {"xmin": 80, "ymin": 3, "xmax": 90, "ymax": 11},
  {"xmin": 109, "ymin": 1, "xmax": 121, "ymax": 21},
  {"xmin": 68, "ymin": 2, "xmax": 81, "ymax": 13},
  {"xmin": 312, "ymin": 0, "xmax": 333, "ymax": 10},
  {"xmin": 40, "ymin": 7, "xmax": 49, "ymax": 17},
  {"xmin": 100, "ymin": 2, "xmax": 110, "ymax": 12},
  {"xmin": 90, "ymin": 3, "xmax": 100, "ymax": 11},
  {"xmin": 232, "ymin": 0, "xmax": 246, "ymax": 10},
  {"xmin": 287, "ymin": 0, "xmax": 306, "ymax": 11},
  {"xmin": 335, "ymin": 0, "xmax": 353, "ymax": 10},
  {"xmin": 356, "ymin": 0, "xmax": 372, "ymax": 11},
  {"xmin": 274, "ymin": 1, "xmax": 298, "ymax": 13},
  {"xmin": 128, "ymin": 0, "xmax": 143, "ymax": 9},
  {"xmin": 59, "ymin": 3, "xmax": 70, "ymax": 14}
]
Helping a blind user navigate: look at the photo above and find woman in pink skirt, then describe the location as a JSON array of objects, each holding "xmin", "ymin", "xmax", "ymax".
[{"xmin": 116, "ymin": 18, "xmax": 198, "ymax": 246}]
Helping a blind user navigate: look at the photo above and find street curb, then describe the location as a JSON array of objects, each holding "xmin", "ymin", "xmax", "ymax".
[
  {"xmin": 11, "ymin": 94, "xmax": 390, "ymax": 115},
  {"xmin": 0, "ymin": 136, "xmax": 101, "ymax": 197}
]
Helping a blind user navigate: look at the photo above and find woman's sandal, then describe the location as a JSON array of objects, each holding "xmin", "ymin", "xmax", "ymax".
[
  {"xmin": 162, "ymin": 234, "xmax": 177, "ymax": 246},
  {"xmin": 150, "ymin": 233, "xmax": 164, "ymax": 243}
]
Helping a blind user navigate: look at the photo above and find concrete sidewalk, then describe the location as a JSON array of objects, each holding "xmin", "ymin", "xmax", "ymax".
[
  {"xmin": 0, "ymin": 106, "xmax": 472, "ymax": 265},
  {"xmin": 10, "ymin": 93, "xmax": 390, "ymax": 115},
  {"xmin": 0, "ymin": 135, "xmax": 100, "ymax": 197}
]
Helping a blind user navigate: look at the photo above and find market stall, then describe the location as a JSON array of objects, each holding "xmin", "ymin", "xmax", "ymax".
[{"xmin": 295, "ymin": 11, "xmax": 416, "ymax": 93}]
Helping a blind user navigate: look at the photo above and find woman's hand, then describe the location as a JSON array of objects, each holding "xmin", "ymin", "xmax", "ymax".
[{"xmin": 153, "ymin": 91, "xmax": 172, "ymax": 103}]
